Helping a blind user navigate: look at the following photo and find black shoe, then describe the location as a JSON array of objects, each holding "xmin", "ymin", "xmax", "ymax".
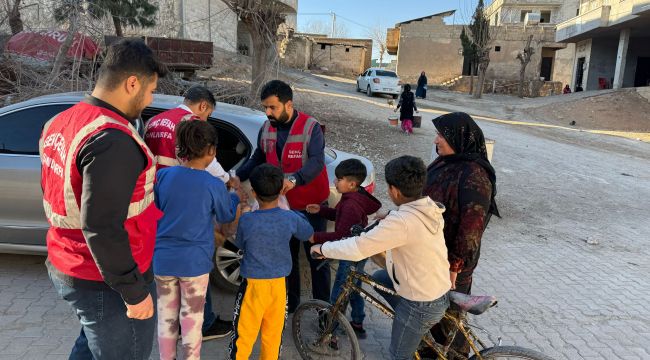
[
  {"xmin": 202, "ymin": 317, "xmax": 233, "ymax": 341},
  {"xmin": 349, "ymin": 321, "xmax": 367, "ymax": 339}
]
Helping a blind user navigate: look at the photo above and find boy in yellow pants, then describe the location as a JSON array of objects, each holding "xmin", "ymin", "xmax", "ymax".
[{"xmin": 228, "ymin": 164, "xmax": 314, "ymax": 359}]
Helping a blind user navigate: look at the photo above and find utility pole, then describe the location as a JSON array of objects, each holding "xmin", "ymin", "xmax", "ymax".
[
  {"xmin": 330, "ymin": 11, "xmax": 336, "ymax": 37},
  {"xmin": 208, "ymin": 0, "xmax": 212, "ymax": 42}
]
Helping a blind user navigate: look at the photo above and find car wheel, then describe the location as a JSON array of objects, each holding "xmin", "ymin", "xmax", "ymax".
[
  {"xmin": 392, "ymin": 94, "xmax": 398, "ymax": 99},
  {"xmin": 367, "ymin": 86, "xmax": 373, "ymax": 97},
  {"xmin": 356, "ymin": 82, "xmax": 361, "ymax": 92},
  {"xmin": 210, "ymin": 240, "xmax": 242, "ymax": 292}
]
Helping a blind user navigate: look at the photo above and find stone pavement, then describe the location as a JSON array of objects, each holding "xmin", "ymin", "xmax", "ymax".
[
  {"xmin": 2, "ymin": 90, "xmax": 650, "ymax": 359},
  {"xmin": 1, "ymin": 238, "xmax": 649, "ymax": 360}
]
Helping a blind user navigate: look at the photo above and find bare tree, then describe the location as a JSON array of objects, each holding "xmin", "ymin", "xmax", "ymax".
[
  {"xmin": 222, "ymin": 0, "xmax": 286, "ymax": 100},
  {"xmin": 50, "ymin": 0, "xmax": 86, "ymax": 85},
  {"xmin": 516, "ymin": 35, "xmax": 535, "ymax": 98},
  {"xmin": 467, "ymin": 0, "xmax": 491, "ymax": 99},
  {"xmin": 367, "ymin": 23, "xmax": 387, "ymax": 67},
  {"xmin": 460, "ymin": 27, "xmax": 478, "ymax": 95},
  {"xmin": 299, "ymin": 18, "xmax": 349, "ymax": 37},
  {"xmin": 299, "ymin": 19, "xmax": 329, "ymax": 35},
  {"xmin": 3, "ymin": 0, "xmax": 24, "ymax": 34}
]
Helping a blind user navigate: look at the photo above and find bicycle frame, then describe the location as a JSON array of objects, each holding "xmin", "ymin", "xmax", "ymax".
[{"xmin": 324, "ymin": 265, "xmax": 491, "ymax": 360}]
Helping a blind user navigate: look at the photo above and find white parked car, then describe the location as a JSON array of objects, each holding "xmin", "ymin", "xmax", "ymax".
[{"xmin": 356, "ymin": 68, "xmax": 401, "ymax": 98}]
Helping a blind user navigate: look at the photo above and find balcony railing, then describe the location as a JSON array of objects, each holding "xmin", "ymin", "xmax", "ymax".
[
  {"xmin": 556, "ymin": 4, "xmax": 610, "ymax": 42},
  {"xmin": 557, "ymin": 0, "xmax": 650, "ymax": 42}
]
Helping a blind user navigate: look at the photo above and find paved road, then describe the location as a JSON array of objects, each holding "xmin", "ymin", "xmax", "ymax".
[{"xmin": 1, "ymin": 75, "xmax": 649, "ymax": 359}]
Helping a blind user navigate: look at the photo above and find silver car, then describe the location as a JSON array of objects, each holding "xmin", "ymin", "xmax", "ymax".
[{"xmin": 0, "ymin": 92, "xmax": 376, "ymax": 291}]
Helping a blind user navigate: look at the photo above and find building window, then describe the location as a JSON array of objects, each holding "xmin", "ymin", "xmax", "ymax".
[
  {"xmin": 540, "ymin": 11, "xmax": 551, "ymax": 23},
  {"xmin": 495, "ymin": 46, "xmax": 501, "ymax": 52},
  {"xmin": 520, "ymin": 10, "xmax": 532, "ymax": 22},
  {"xmin": 321, "ymin": 44, "xmax": 326, "ymax": 50},
  {"xmin": 345, "ymin": 48, "xmax": 350, "ymax": 52}
]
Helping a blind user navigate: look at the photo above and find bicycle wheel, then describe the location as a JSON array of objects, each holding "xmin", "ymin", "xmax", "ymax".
[
  {"xmin": 292, "ymin": 299, "xmax": 362, "ymax": 360},
  {"xmin": 469, "ymin": 346, "xmax": 555, "ymax": 360}
]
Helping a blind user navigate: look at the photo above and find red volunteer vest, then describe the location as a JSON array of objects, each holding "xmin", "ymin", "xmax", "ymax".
[
  {"xmin": 144, "ymin": 107, "xmax": 198, "ymax": 171},
  {"xmin": 39, "ymin": 101, "xmax": 163, "ymax": 281},
  {"xmin": 261, "ymin": 112, "xmax": 329, "ymax": 210}
]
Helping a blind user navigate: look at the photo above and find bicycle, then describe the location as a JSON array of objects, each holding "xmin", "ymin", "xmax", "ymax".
[{"xmin": 291, "ymin": 224, "xmax": 553, "ymax": 360}]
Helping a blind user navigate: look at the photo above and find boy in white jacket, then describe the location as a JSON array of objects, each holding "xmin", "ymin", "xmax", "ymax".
[{"xmin": 311, "ymin": 155, "xmax": 451, "ymax": 360}]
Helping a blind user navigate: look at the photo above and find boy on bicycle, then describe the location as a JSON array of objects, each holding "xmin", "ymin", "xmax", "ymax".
[
  {"xmin": 311, "ymin": 155, "xmax": 450, "ymax": 360},
  {"xmin": 306, "ymin": 159, "xmax": 382, "ymax": 339}
]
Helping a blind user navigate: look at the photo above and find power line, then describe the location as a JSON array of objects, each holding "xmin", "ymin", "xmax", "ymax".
[{"xmin": 298, "ymin": 11, "xmax": 373, "ymax": 31}]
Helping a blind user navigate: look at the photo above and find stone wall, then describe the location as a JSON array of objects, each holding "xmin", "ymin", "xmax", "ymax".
[
  {"xmin": 395, "ymin": 22, "xmax": 464, "ymax": 84},
  {"xmin": 281, "ymin": 36, "xmax": 372, "ymax": 77},
  {"xmin": 281, "ymin": 36, "xmax": 311, "ymax": 69},
  {"xmin": 446, "ymin": 76, "xmax": 562, "ymax": 97},
  {"xmin": 393, "ymin": 19, "xmax": 560, "ymax": 85},
  {"xmin": 552, "ymin": 44, "xmax": 576, "ymax": 87},
  {"xmin": 586, "ymin": 37, "xmax": 618, "ymax": 90},
  {"xmin": 310, "ymin": 42, "xmax": 370, "ymax": 76}
]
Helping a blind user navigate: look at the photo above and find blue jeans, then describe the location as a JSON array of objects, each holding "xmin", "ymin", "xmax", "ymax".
[
  {"xmin": 330, "ymin": 259, "xmax": 367, "ymax": 324},
  {"xmin": 288, "ymin": 209, "xmax": 330, "ymax": 311},
  {"xmin": 49, "ymin": 271, "xmax": 157, "ymax": 360},
  {"xmin": 372, "ymin": 269, "xmax": 449, "ymax": 360}
]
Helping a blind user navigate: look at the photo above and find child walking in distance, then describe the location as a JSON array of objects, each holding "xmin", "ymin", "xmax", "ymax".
[
  {"xmin": 394, "ymin": 84, "xmax": 418, "ymax": 135},
  {"xmin": 306, "ymin": 159, "xmax": 381, "ymax": 339},
  {"xmin": 311, "ymin": 156, "xmax": 451, "ymax": 360},
  {"xmin": 154, "ymin": 120, "xmax": 239, "ymax": 360},
  {"xmin": 229, "ymin": 164, "xmax": 314, "ymax": 360}
]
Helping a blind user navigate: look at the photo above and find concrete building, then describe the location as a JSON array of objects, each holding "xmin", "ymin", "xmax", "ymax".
[
  {"xmin": 138, "ymin": 0, "xmax": 298, "ymax": 55},
  {"xmin": 485, "ymin": 0, "xmax": 565, "ymax": 25},
  {"xmin": 282, "ymin": 33, "xmax": 372, "ymax": 76},
  {"xmin": 2, "ymin": 0, "xmax": 298, "ymax": 55},
  {"xmin": 556, "ymin": 0, "xmax": 650, "ymax": 91},
  {"xmin": 386, "ymin": 10, "xmax": 564, "ymax": 88}
]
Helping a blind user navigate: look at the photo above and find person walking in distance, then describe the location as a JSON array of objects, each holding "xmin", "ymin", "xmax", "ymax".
[
  {"xmin": 144, "ymin": 85, "xmax": 235, "ymax": 340},
  {"xmin": 232, "ymin": 80, "xmax": 331, "ymax": 313},
  {"xmin": 39, "ymin": 39, "xmax": 166, "ymax": 359},
  {"xmin": 395, "ymin": 84, "xmax": 418, "ymax": 135},
  {"xmin": 416, "ymin": 71, "xmax": 428, "ymax": 99}
]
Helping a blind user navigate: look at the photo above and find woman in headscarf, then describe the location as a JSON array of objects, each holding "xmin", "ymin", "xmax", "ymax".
[
  {"xmin": 415, "ymin": 71, "xmax": 427, "ymax": 99},
  {"xmin": 424, "ymin": 112, "xmax": 499, "ymax": 356},
  {"xmin": 394, "ymin": 84, "xmax": 418, "ymax": 135}
]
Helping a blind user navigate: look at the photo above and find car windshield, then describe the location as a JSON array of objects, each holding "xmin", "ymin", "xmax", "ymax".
[{"xmin": 376, "ymin": 70, "xmax": 397, "ymax": 77}]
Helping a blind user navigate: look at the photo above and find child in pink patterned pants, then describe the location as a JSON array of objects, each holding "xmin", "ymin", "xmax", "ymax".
[
  {"xmin": 153, "ymin": 120, "xmax": 240, "ymax": 360},
  {"xmin": 156, "ymin": 275, "xmax": 210, "ymax": 359}
]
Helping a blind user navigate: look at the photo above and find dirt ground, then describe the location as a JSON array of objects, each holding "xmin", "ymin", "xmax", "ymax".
[{"xmin": 526, "ymin": 89, "xmax": 650, "ymax": 132}]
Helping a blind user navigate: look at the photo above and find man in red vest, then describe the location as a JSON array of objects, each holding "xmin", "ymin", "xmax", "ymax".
[
  {"xmin": 39, "ymin": 39, "xmax": 166, "ymax": 359},
  {"xmin": 234, "ymin": 80, "xmax": 330, "ymax": 312},
  {"xmin": 144, "ymin": 85, "xmax": 234, "ymax": 340},
  {"xmin": 145, "ymin": 86, "xmax": 220, "ymax": 171}
]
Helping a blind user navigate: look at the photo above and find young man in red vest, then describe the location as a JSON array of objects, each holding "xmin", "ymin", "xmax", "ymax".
[
  {"xmin": 234, "ymin": 80, "xmax": 331, "ymax": 312},
  {"xmin": 39, "ymin": 39, "xmax": 166, "ymax": 359},
  {"xmin": 145, "ymin": 85, "xmax": 228, "ymax": 181},
  {"xmin": 144, "ymin": 85, "xmax": 234, "ymax": 340}
]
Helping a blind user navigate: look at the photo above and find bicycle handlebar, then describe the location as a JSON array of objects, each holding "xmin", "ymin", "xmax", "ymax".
[{"xmin": 311, "ymin": 220, "xmax": 381, "ymax": 269}]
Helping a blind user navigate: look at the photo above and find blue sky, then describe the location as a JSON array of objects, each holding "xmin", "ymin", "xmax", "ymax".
[{"xmin": 296, "ymin": 0, "xmax": 482, "ymax": 59}]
